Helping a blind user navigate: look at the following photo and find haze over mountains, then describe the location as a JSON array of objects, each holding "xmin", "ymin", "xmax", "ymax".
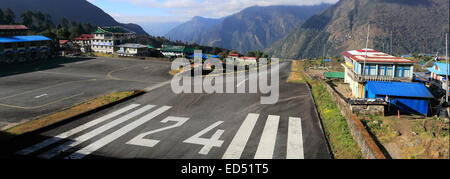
[
  {"xmin": 266, "ymin": 0, "xmax": 450, "ymax": 59},
  {"xmin": 165, "ymin": 16, "xmax": 224, "ymax": 43},
  {"xmin": 0, "ymin": 0, "xmax": 148, "ymax": 35},
  {"xmin": 165, "ymin": 4, "xmax": 332, "ymax": 53}
]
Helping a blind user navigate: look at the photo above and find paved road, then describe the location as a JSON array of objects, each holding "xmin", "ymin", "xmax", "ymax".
[
  {"xmin": 0, "ymin": 57, "xmax": 172, "ymax": 130},
  {"xmin": 0, "ymin": 59, "xmax": 330, "ymax": 159}
]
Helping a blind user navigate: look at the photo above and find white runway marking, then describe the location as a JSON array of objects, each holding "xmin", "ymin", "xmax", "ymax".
[
  {"xmin": 287, "ymin": 117, "xmax": 304, "ymax": 159},
  {"xmin": 254, "ymin": 115, "xmax": 280, "ymax": 159},
  {"xmin": 15, "ymin": 104, "xmax": 141, "ymax": 155},
  {"xmin": 65, "ymin": 106, "xmax": 172, "ymax": 159},
  {"xmin": 38, "ymin": 105, "xmax": 155, "ymax": 159},
  {"xmin": 236, "ymin": 79, "xmax": 248, "ymax": 87},
  {"xmin": 222, "ymin": 113, "xmax": 259, "ymax": 159},
  {"xmin": 34, "ymin": 94, "xmax": 48, "ymax": 98}
]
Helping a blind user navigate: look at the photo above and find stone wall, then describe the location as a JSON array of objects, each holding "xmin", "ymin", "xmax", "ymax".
[
  {"xmin": 350, "ymin": 105, "xmax": 385, "ymax": 116},
  {"xmin": 319, "ymin": 79, "xmax": 386, "ymax": 159}
]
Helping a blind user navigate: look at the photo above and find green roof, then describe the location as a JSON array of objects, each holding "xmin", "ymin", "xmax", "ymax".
[
  {"xmin": 160, "ymin": 46, "xmax": 194, "ymax": 53},
  {"xmin": 324, "ymin": 72, "xmax": 345, "ymax": 79},
  {"xmin": 147, "ymin": 45, "xmax": 154, "ymax": 49}
]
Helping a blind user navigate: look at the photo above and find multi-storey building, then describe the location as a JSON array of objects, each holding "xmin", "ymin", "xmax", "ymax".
[
  {"xmin": 73, "ymin": 34, "xmax": 94, "ymax": 53},
  {"xmin": 91, "ymin": 26, "xmax": 135, "ymax": 54},
  {"xmin": 0, "ymin": 25, "xmax": 52, "ymax": 64},
  {"xmin": 341, "ymin": 49, "xmax": 415, "ymax": 98}
]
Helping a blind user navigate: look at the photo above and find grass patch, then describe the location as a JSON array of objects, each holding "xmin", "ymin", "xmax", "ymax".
[
  {"xmin": 3, "ymin": 90, "xmax": 139, "ymax": 138},
  {"xmin": 290, "ymin": 60, "xmax": 363, "ymax": 159},
  {"xmin": 169, "ymin": 67, "xmax": 184, "ymax": 76},
  {"xmin": 287, "ymin": 60, "xmax": 305, "ymax": 84}
]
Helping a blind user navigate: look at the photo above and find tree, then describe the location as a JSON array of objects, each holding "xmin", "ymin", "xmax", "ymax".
[
  {"xmin": 60, "ymin": 17, "xmax": 69, "ymax": 29},
  {"xmin": 246, "ymin": 51, "xmax": 256, "ymax": 57},
  {"xmin": 4, "ymin": 8, "xmax": 16, "ymax": 24},
  {"xmin": 0, "ymin": 9, "xmax": 5, "ymax": 24},
  {"xmin": 20, "ymin": 11, "xmax": 34, "ymax": 28}
]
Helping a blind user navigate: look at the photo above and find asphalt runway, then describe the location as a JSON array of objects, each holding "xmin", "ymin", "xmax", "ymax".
[
  {"xmin": 0, "ymin": 57, "xmax": 172, "ymax": 130},
  {"xmin": 1, "ymin": 60, "xmax": 331, "ymax": 159}
]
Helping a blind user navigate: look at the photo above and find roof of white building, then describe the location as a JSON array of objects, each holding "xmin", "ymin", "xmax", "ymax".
[
  {"xmin": 117, "ymin": 43, "xmax": 147, "ymax": 48},
  {"xmin": 342, "ymin": 48, "xmax": 414, "ymax": 64}
]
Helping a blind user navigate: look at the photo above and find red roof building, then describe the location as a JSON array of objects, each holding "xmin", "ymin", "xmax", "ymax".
[
  {"xmin": 341, "ymin": 48, "xmax": 413, "ymax": 64},
  {"xmin": 0, "ymin": 25, "xmax": 29, "ymax": 30},
  {"xmin": 73, "ymin": 34, "xmax": 94, "ymax": 41},
  {"xmin": 341, "ymin": 48, "xmax": 415, "ymax": 99},
  {"xmin": 0, "ymin": 25, "xmax": 29, "ymax": 36}
]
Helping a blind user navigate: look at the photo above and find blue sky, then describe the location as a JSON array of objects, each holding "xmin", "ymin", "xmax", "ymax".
[{"xmin": 87, "ymin": 0, "xmax": 338, "ymax": 35}]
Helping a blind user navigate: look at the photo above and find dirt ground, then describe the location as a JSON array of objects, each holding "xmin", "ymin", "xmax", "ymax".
[{"xmin": 362, "ymin": 116, "xmax": 449, "ymax": 159}]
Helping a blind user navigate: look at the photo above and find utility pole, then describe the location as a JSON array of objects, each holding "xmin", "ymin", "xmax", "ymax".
[
  {"xmin": 323, "ymin": 43, "xmax": 326, "ymax": 67},
  {"xmin": 363, "ymin": 24, "xmax": 370, "ymax": 78},
  {"xmin": 446, "ymin": 33, "xmax": 448, "ymax": 104},
  {"xmin": 390, "ymin": 30, "xmax": 393, "ymax": 55}
]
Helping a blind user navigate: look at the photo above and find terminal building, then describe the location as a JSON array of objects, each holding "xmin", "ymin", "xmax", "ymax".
[
  {"xmin": 91, "ymin": 26, "xmax": 135, "ymax": 54},
  {"xmin": 341, "ymin": 49, "xmax": 415, "ymax": 98},
  {"xmin": 341, "ymin": 49, "xmax": 433, "ymax": 116},
  {"xmin": 0, "ymin": 25, "xmax": 52, "ymax": 64}
]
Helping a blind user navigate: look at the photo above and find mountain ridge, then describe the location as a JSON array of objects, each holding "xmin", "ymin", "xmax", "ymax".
[
  {"xmin": 166, "ymin": 4, "xmax": 331, "ymax": 53},
  {"xmin": 0, "ymin": 0, "xmax": 147, "ymax": 35},
  {"xmin": 265, "ymin": 0, "xmax": 449, "ymax": 59}
]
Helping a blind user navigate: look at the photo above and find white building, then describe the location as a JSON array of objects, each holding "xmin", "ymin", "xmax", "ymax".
[
  {"xmin": 91, "ymin": 26, "xmax": 135, "ymax": 54},
  {"xmin": 116, "ymin": 43, "xmax": 148, "ymax": 57}
]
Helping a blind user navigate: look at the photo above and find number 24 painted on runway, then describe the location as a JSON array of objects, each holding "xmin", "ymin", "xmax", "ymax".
[{"xmin": 126, "ymin": 117, "xmax": 225, "ymax": 155}]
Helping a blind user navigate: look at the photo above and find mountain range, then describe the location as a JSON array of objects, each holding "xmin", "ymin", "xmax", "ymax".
[
  {"xmin": 265, "ymin": 0, "xmax": 450, "ymax": 59},
  {"xmin": 165, "ymin": 4, "xmax": 331, "ymax": 53},
  {"xmin": 165, "ymin": 16, "xmax": 224, "ymax": 42},
  {"xmin": 0, "ymin": 0, "xmax": 147, "ymax": 35}
]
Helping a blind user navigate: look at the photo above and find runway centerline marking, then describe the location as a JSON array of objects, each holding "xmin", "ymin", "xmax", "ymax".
[
  {"xmin": 15, "ymin": 104, "xmax": 141, "ymax": 155},
  {"xmin": 34, "ymin": 94, "xmax": 48, "ymax": 99},
  {"xmin": 254, "ymin": 115, "xmax": 280, "ymax": 159},
  {"xmin": 38, "ymin": 105, "xmax": 155, "ymax": 159},
  {"xmin": 222, "ymin": 113, "xmax": 259, "ymax": 159},
  {"xmin": 66, "ymin": 106, "xmax": 172, "ymax": 159}
]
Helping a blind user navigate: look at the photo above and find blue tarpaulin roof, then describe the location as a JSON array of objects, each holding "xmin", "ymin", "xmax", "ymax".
[
  {"xmin": 189, "ymin": 54, "xmax": 208, "ymax": 59},
  {"xmin": 427, "ymin": 62, "xmax": 449, "ymax": 76},
  {"xmin": 365, "ymin": 81, "xmax": 433, "ymax": 99},
  {"xmin": 0, "ymin": 35, "xmax": 51, "ymax": 43}
]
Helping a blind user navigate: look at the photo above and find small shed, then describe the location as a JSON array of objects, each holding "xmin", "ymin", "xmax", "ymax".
[{"xmin": 364, "ymin": 81, "xmax": 434, "ymax": 116}]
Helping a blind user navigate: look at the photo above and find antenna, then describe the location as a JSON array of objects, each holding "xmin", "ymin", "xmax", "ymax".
[{"xmin": 363, "ymin": 24, "xmax": 370, "ymax": 79}]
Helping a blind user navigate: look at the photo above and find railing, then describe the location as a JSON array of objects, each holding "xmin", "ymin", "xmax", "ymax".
[{"xmin": 344, "ymin": 65, "xmax": 411, "ymax": 82}]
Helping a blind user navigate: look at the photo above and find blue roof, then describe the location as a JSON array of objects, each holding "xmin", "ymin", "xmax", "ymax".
[
  {"xmin": 401, "ymin": 55, "xmax": 412, "ymax": 58},
  {"xmin": 365, "ymin": 81, "xmax": 433, "ymax": 99},
  {"xmin": 0, "ymin": 35, "xmax": 51, "ymax": 43},
  {"xmin": 427, "ymin": 62, "xmax": 449, "ymax": 76}
]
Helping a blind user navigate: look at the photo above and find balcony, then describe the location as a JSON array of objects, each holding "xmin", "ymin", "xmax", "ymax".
[{"xmin": 343, "ymin": 64, "xmax": 412, "ymax": 83}]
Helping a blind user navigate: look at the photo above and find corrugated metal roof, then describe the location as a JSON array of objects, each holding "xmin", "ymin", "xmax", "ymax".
[
  {"xmin": 0, "ymin": 35, "xmax": 51, "ymax": 43},
  {"xmin": 0, "ymin": 25, "xmax": 29, "ymax": 30},
  {"xmin": 365, "ymin": 81, "xmax": 433, "ymax": 99},
  {"xmin": 117, "ymin": 43, "xmax": 147, "ymax": 48},
  {"xmin": 342, "ymin": 48, "xmax": 413, "ymax": 64},
  {"xmin": 427, "ymin": 62, "xmax": 449, "ymax": 76}
]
